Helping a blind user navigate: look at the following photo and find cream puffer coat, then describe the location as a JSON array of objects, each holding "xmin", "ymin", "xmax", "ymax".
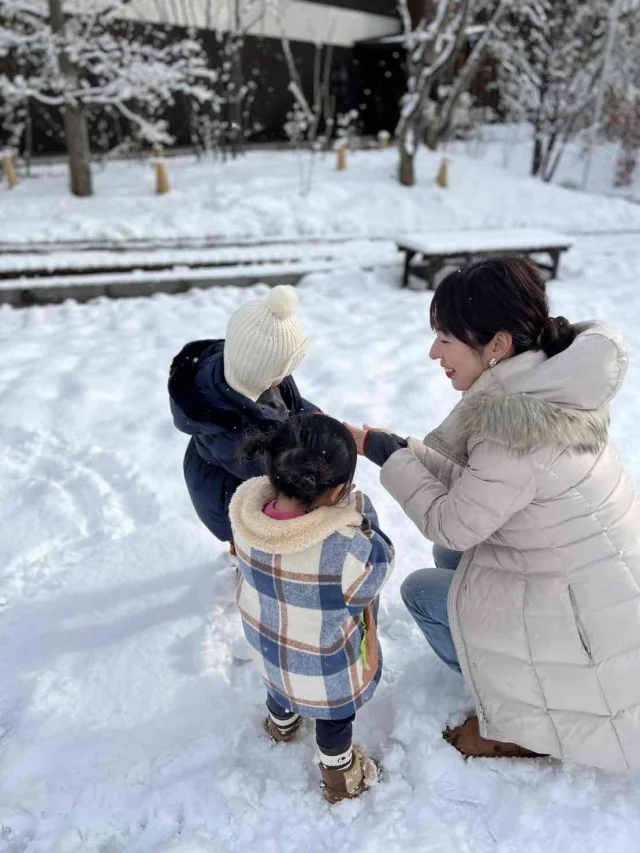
[{"xmin": 381, "ymin": 323, "xmax": 640, "ymax": 772}]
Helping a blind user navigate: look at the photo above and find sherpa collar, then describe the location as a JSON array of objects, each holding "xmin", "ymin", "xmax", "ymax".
[{"xmin": 229, "ymin": 477, "xmax": 363, "ymax": 555}]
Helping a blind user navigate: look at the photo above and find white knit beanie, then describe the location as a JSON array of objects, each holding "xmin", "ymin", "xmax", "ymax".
[{"xmin": 223, "ymin": 286, "xmax": 310, "ymax": 401}]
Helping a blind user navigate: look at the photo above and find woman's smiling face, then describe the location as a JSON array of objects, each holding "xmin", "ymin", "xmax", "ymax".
[{"xmin": 429, "ymin": 332, "xmax": 487, "ymax": 392}]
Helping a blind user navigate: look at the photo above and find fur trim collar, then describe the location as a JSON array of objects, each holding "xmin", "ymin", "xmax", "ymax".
[
  {"xmin": 229, "ymin": 477, "xmax": 363, "ymax": 554},
  {"xmin": 459, "ymin": 393, "xmax": 610, "ymax": 454},
  {"xmin": 427, "ymin": 393, "xmax": 609, "ymax": 464}
]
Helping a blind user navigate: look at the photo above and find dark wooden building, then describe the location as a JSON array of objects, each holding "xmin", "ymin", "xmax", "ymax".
[
  {"xmin": 17, "ymin": 0, "xmax": 406, "ymax": 153},
  {"xmin": 121, "ymin": 0, "xmax": 407, "ymax": 141}
]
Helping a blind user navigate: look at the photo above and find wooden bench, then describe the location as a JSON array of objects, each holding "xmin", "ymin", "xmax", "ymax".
[{"xmin": 397, "ymin": 229, "xmax": 573, "ymax": 289}]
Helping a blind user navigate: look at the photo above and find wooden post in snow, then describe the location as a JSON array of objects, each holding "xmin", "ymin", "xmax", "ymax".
[
  {"xmin": 156, "ymin": 162, "xmax": 171, "ymax": 194},
  {"xmin": 336, "ymin": 145, "xmax": 348, "ymax": 171},
  {"xmin": 153, "ymin": 149, "xmax": 171, "ymax": 194},
  {"xmin": 378, "ymin": 131, "xmax": 391, "ymax": 150},
  {"xmin": 436, "ymin": 157, "xmax": 449, "ymax": 188},
  {"xmin": 2, "ymin": 153, "xmax": 19, "ymax": 189}
]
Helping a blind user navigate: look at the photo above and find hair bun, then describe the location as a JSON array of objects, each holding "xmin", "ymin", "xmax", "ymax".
[
  {"xmin": 540, "ymin": 315, "xmax": 576, "ymax": 358},
  {"xmin": 240, "ymin": 414, "xmax": 357, "ymax": 507}
]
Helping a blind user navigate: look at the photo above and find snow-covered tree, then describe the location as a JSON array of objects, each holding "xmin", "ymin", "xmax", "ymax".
[
  {"xmin": 493, "ymin": 0, "xmax": 635, "ymax": 181},
  {"xmin": 0, "ymin": 0, "xmax": 219, "ymax": 195},
  {"xmin": 211, "ymin": 0, "xmax": 285, "ymax": 156},
  {"xmin": 396, "ymin": 0, "xmax": 508, "ymax": 186},
  {"xmin": 610, "ymin": 6, "xmax": 640, "ymax": 188},
  {"xmin": 613, "ymin": 94, "xmax": 640, "ymax": 188},
  {"xmin": 0, "ymin": 87, "xmax": 26, "ymax": 152},
  {"xmin": 281, "ymin": 33, "xmax": 335, "ymax": 143},
  {"xmin": 280, "ymin": 34, "xmax": 335, "ymax": 195},
  {"xmin": 178, "ymin": 0, "xmax": 287, "ymax": 158}
]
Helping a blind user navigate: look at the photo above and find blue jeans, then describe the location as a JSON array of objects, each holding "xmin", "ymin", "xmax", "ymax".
[{"xmin": 400, "ymin": 545, "xmax": 463, "ymax": 673}]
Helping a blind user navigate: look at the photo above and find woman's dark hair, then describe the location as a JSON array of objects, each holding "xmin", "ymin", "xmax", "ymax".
[
  {"xmin": 241, "ymin": 414, "xmax": 357, "ymax": 506},
  {"xmin": 430, "ymin": 257, "xmax": 577, "ymax": 358}
]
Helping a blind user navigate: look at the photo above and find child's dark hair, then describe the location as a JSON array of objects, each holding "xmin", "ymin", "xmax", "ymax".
[
  {"xmin": 241, "ymin": 414, "xmax": 357, "ymax": 506},
  {"xmin": 430, "ymin": 257, "xmax": 577, "ymax": 358}
]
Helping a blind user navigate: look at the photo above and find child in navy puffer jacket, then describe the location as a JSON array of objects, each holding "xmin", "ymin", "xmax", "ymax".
[{"xmin": 168, "ymin": 286, "xmax": 320, "ymax": 547}]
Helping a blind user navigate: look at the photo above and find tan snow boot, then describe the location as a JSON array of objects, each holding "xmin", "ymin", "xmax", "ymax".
[
  {"xmin": 320, "ymin": 745, "xmax": 379, "ymax": 804},
  {"xmin": 264, "ymin": 715, "xmax": 302, "ymax": 744},
  {"xmin": 444, "ymin": 715, "xmax": 545, "ymax": 759}
]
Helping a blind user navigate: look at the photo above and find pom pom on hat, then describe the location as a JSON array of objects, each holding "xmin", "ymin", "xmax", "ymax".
[
  {"xmin": 223, "ymin": 286, "xmax": 309, "ymax": 401},
  {"xmin": 267, "ymin": 285, "xmax": 298, "ymax": 319}
]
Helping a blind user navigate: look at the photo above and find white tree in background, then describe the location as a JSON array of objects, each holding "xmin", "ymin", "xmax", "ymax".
[
  {"xmin": 280, "ymin": 33, "xmax": 336, "ymax": 196},
  {"xmin": 493, "ymin": 0, "xmax": 638, "ymax": 182},
  {"xmin": 0, "ymin": 87, "xmax": 26, "ymax": 152},
  {"xmin": 0, "ymin": 1, "xmax": 46, "ymax": 161},
  {"xmin": 0, "ymin": 0, "xmax": 218, "ymax": 195},
  {"xmin": 396, "ymin": 0, "xmax": 508, "ymax": 186},
  {"xmin": 611, "ymin": 6, "xmax": 640, "ymax": 188},
  {"xmin": 613, "ymin": 79, "xmax": 640, "ymax": 188},
  {"xmin": 203, "ymin": 0, "xmax": 285, "ymax": 157},
  {"xmin": 613, "ymin": 97, "xmax": 640, "ymax": 187}
]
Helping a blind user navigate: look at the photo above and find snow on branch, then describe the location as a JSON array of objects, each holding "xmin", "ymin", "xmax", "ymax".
[
  {"xmin": 493, "ymin": 0, "xmax": 640, "ymax": 179},
  {"xmin": 0, "ymin": 0, "xmax": 220, "ymax": 145},
  {"xmin": 395, "ymin": 0, "xmax": 508, "ymax": 183}
]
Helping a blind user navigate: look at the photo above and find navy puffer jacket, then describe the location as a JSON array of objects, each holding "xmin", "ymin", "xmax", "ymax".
[{"xmin": 169, "ymin": 339, "xmax": 320, "ymax": 542}]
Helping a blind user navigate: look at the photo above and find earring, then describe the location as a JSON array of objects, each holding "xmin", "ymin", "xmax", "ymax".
[{"xmin": 489, "ymin": 358, "xmax": 498, "ymax": 368}]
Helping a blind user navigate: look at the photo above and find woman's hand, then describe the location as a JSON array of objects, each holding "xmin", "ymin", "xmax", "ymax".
[
  {"xmin": 345, "ymin": 423, "xmax": 397, "ymax": 457},
  {"xmin": 344, "ymin": 423, "xmax": 369, "ymax": 455},
  {"xmin": 346, "ymin": 423, "xmax": 408, "ymax": 466}
]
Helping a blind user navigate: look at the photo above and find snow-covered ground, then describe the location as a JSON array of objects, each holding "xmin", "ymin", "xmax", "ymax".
[
  {"xmin": 448, "ymin": 123, "xmax": 640, "ymax": 204},
  {"xmin": 2, "ymin": 143, "xmax": 640, "ymax": 248},
  {"xmin": 2, "ymin": 235, "xmax": 640, "ymax": 852}
]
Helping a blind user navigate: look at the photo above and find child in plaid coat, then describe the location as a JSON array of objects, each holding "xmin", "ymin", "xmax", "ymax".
[{"xmin": 229, "ymin": 414, "xmax": 394, "ymax": 804}]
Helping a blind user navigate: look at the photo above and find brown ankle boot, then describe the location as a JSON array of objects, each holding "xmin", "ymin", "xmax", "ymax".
[
  {"xmin": 444, "ymin": 715, "xmax": 545, "ymax": 759},
  {"xmin": 264, "ymin": 715, "xmax": 302, "ymax": 744},
  {"xmin": 320, "ymin": 745, "xmax": 379, "ymax": 804}
]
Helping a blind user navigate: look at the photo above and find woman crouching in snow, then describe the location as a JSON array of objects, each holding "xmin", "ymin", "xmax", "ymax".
[{"xmin": 348, "ymin": 257, "xmax": 640, "ymax": 772}]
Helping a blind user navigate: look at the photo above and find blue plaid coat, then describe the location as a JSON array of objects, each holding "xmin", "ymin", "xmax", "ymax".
[{"xmin": 229, "ymin": 478, "xmax": 394, "ymax": 720}]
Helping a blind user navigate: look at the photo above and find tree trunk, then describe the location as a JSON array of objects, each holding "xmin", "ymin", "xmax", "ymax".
[
  {"xmin": 399, "ymin": 140, "xmax": 416, "ymax": 186},
  {"xmin": 63, "ymin": 103, "xmax": 93, "ymax": 196},
  {"xmin": 48, "ymin": 0, "xmax": 93, "ymax": 196},
  {"xmin": 407, "ymin": 0, "xmax": 430, "ymax": 29},
  {"xmin": 24, "ymin": 98, "xmax": 33, "ymax": 178},
  {"xmin": 424, "ymin": 122, "xmax": 439, "ymax": 151},
  {"xmin": 543, "ymin": 123, "xmax": 577, "ymax": 183},
  {"xmin": 395, "ymin": 0, "xmax": 469, "ymax": 182},
  {"xmin": 229, "ymin": 0, "xmax": 244, "ymax": 158},
  {"xmin": 531, "ymin": 133, "xmax": 543, "ymax": 176},
  {"xmin": 437, "ymin": 0, "xmax": 509, "ymax": 145},
  {"xmin": 614, "ymin": 147, "xmax": 637, "ymax": 188}
]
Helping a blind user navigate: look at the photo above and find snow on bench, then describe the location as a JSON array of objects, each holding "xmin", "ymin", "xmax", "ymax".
[{"xmin": 397, "ymin": 229, "xmax": 573, "ymax": 288}]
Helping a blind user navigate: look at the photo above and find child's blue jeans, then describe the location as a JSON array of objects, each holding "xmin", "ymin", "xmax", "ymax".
[{"xmin": 400, "ymin": 545, "xmax": 463, "ymax": 673}]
